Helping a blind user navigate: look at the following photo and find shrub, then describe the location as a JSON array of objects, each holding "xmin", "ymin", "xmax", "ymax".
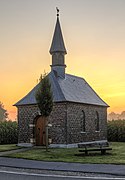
[
  {"xmin": 107, "ymin": 119, "xmax": 125, "ymax": 142},
  {"xmin": 0, "ymin": 121, "xmax": 18, "ymax": 144}
]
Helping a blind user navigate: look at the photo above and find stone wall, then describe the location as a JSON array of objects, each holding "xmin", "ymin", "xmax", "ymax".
[
  {"xmin": 17, "ymin": 105, "xmax": 39, "ymax": 144},
  {"xmin": 48, "ymin": 102, "xmax": 107, "ymax": 145},
  {"xmin": 17, "ymin": 103, "xmax": 67, "ymax": 145},
  {"xmin": 17, "ymin": 102, "xmax": 107, "ymax": 145},
  {"xmin": 48, "ymin": 103, "xmax": 67, "ymax": 144},
  {"xmin": 66, "ymin": 102, "xmax": 107, "ymax": 144}
]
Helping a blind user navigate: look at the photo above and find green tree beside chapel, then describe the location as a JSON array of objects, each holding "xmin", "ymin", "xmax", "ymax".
[
  {"xmin": 35, "ymin": 74, "xmax": 53, "ymax": 151},
  {"xmin": 35, "ymin": 73, "xmax": 53, "ymax": 117}
]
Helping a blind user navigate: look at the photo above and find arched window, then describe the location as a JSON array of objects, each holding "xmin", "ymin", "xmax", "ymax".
[
  {"xmin": 81, "ymin": 110, "xmax": 86, "ymax": 132},
  {"xmin": 95, "ymin": 111, "xmax": 99, "ymax": 131}
]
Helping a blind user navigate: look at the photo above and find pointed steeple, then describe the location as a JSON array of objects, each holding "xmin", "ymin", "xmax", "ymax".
[
  {"xmin": 50, "ymin": 9, "xmax": 67, "ymax": 79},
  {"xmin": 50, "ymin": 10, "xmax": 67, "ymax": 54}
]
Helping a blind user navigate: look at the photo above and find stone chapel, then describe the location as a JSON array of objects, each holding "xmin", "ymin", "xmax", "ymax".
[{"xmin": 14, "ymin": 11, "xmax": 109, "ymax": 147}]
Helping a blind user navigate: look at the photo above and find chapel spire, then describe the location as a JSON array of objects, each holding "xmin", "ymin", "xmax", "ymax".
[
  {"xmin": 50, "ymin": 8, "xmax": 67, "ymax": 79},
  {"xmin": 49, "ymin": 8, "xmax": 67, "ymax": 54}
]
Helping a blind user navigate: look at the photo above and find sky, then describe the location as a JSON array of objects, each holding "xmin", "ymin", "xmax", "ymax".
[{"xmin": 0, "ymin": 0, "xmax": 125, "ymax": 120}]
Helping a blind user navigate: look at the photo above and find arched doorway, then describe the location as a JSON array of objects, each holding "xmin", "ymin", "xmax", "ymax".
[{"xmin": 35, "ymin": 116, "xmax": 46, "ymax": 146}]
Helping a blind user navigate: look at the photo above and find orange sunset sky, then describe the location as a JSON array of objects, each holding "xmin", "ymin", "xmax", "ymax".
[{"xmin": 0, "ymin": 0, "xmax": 125, "ymax": 120}]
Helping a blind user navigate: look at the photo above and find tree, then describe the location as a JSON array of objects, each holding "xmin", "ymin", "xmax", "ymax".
[
  {"xmin": 35, "ymin": 73, "xmax": 53, "ymax": 150},
  {"xmin": 35, "ymin": 73, "xmax": 53, "ymax": 116},
  {"xmin": 0, "ymin": 102, "xmax": 8, "ymax": 122},
  {"xmin": 0, "ymin": 121, "xmax": 18, "ymax": 144}
]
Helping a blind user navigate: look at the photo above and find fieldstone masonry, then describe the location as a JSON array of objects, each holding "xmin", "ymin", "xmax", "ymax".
[
  {"xmin": 17, "ymin": 102, "xmax": 107, "ymax": 146},
  {"xmin": 18, "ymin": 105, "xmax": 39, "ymax": 144},
  {"xmin": 66, "ymin": 103, "xmax": 107, "ymax": 144}
]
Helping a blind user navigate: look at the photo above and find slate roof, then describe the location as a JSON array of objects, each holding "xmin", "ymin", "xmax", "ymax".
[
  {"xmin": 14, "ymin": 71, "xmax": 108, "ymax": 107},
  {"xmin": 49, "ymin": 16, "xmax": 67, "ymax": 54}
]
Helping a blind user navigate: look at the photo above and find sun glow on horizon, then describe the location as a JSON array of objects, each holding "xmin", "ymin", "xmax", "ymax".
[{"xmin": 1, "ymin": 0, "xmax": 125, "ymax": 120}]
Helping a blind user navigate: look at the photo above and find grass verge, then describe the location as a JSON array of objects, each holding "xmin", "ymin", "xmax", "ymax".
[
  {"xmin": 6, "ymin": 142, "xmax": 125, "ymax": 164},
  {"xmin": 0, "ymin": 144, "xmax": 22, "ymax": 152}
]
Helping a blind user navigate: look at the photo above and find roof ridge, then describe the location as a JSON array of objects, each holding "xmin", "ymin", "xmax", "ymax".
[
  {"xmin": 65, "ymin": 73, "xmax": 109, "ymax": 107},
  {"xmin": 84, "ymin": 81, "xmax": 109, "ymax": 107},
  {"xmin": 13, "ymin": 84, "xmax": 38, "ymax": 106},
  {"xmin": 49, "ymin": 71, "xmax": 66, "ymax": 101},
  {"xmin": 66, "ymin": 73, "xmax": 85, "ymax": 80}
]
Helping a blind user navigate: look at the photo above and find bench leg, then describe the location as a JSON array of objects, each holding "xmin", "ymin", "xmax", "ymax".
[
  {"xmin": 101, "ymin": 149, "xmax": 106, "ymax": 155},
  {"xmin": 85, "ymin": 150, "xmax": 88, "ymax": 155}
]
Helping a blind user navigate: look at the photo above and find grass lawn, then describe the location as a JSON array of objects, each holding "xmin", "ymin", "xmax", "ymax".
[
  {"xmin": 6, "ymin": 142, "xmax": 125, "ymax": 164},
  {"xmin": 0, "ymin": 144, "xmax": 22, "ymax": 152}
]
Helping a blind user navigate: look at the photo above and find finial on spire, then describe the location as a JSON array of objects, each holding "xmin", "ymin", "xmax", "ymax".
[{"xmin": 56, "ymin": 7, "xmax": 59, "ymax": 17}]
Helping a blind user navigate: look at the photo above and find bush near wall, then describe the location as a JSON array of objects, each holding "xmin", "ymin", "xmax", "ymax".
[
  {"xmin": 0, "ymin": 121, "xmax": 18, "ymax": 144},
  {"xmin": 108, "ymin": 119, "xmax": 125, "ymax": 142}
]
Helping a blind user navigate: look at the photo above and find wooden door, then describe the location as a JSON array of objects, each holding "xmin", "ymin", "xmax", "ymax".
[{"xmin": 35, "ymin": 116, "xmax": 46, "ymax": 146}]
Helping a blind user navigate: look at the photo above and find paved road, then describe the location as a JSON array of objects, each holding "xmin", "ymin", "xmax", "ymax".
[
  {"xmin": 0, "ymin": 149, "xmax": 125, "ymax": 179},
  {"xmin": 0, "ymin": 157, "xmax": 125, "ymax": 176},
  {"xmin": 0, "ymin": 170, "xmax": 125, "ymax": 180}
]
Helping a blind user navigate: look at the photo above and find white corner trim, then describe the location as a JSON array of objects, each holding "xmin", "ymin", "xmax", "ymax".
[
  {"xmin": 80, "ymin": 131, "xmax": 86, "ymax": 134},
  {"xmin": 29, "ymin": 124, "xmax": 35, "ymax": 128},
  {"xmin": 30, "ymin": 138, "xmax": 35, "ymax": 143}
]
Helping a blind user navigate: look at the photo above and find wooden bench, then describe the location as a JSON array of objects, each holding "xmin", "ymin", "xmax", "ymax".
[{"xmin": 78, "ymin": 140, "xmax": 112, "ymax": 155}]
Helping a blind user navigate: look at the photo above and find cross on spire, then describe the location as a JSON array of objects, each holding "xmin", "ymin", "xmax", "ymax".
[{"xmin": 56, "ymin": 7, "xmax": 59, "ymax": 17}]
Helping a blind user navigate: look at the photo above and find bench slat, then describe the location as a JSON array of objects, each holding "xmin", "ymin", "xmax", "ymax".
[
  {"xmin": 77, "ymin": 141, "xmax": 112, "ymax": 155},
  {"xmin": 79, "ymin": 148, "xmax": 112, "ymax": 155},
  {"xmin": 79, "ymin": 148, "xmax": 112, "ymax": 152},
  {"xmin": 78, "ymin": 142, "xmax": 109, "ymax": 148}
]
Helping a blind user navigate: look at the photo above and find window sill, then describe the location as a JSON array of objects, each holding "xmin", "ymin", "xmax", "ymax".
[
  {"xmin": 80, "ymin": 131, "xmax": 86, "ymax": 134},
  {"xmin": 95, "ymin": 131, "xmax": 100, "ymax": 133}
]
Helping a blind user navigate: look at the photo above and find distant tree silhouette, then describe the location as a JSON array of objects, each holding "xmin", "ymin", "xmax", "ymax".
[
  {"xmin": 0, "ymin": 102, "xmax": 8, "ymax": 122},
  {"xmin": 108, "ymin": 111, "xmax": 125, "ymax": 120}
]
